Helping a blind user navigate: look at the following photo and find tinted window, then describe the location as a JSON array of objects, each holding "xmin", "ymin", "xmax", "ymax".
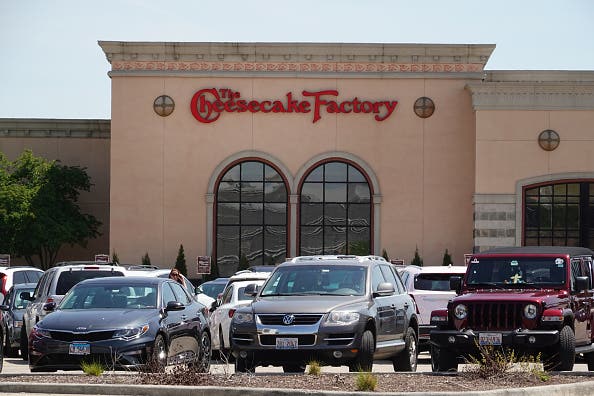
[
  {"xmin": 26, "ymin": 271, "xmax": 43, "ymax": 283},
  {"xmin": 162, "ymin": 283, "xmax": 177, "ymax": 306},
  {"xmin": 371, "ymin": 266, "xmax": 386, "ymax": 293},
  {"xmin": 379, "ymin": 265, "xmax": 402, "ymax": 293},
  {"xmin": 13, "ymin": 271, "xmax": 27, "ymax": 284},
  {"xmin": 170, "ymin": 282, "xmax": 192, "ymax": 304},
  {"xmin": 201, "ymin": 282, "xmax": 227, "ymax": 299},
  {"xmin": 467, "ymin": 258, "xmax": 566, "ymax": 286},
  {"xmin": 414, "ymin": 273, "xmax": 458, "ymax": 291},
  {"xmin": 55, "ymin": 270, "xmax": 124, "ymax": 295}
]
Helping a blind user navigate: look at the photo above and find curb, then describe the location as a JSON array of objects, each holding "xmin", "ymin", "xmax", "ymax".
[{"xmin": 2, "ymin": 381, "xmax": 594, "ymax": 396}]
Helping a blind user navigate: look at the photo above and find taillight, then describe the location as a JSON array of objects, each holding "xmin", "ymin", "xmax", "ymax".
[
  {"xmin": 0, "ymin": 274, "xmax": 6, "ymax": 295},
  {"xmin": 45, "ymin": 297, "xmax": 54, "ymax": 304},
  {"xmin": 228, "ymin": 308, "xmax": 236, "ymax": 318}
]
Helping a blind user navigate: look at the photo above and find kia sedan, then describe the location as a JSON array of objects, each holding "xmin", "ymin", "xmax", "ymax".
[{"xmin": 28, "ymin": 276, "xmax": 211, "ymax": 372}]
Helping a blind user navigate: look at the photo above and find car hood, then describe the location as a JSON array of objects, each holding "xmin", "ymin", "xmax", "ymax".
[
  {"xmin": 37, "ymin": 309, "xmax": 156, "ymax": 331},
  {"xmin": 455, "ymin": 289, "xmax": 568, "ymax": 304},
  {"xmin": 250, "ymin": 295, "xmax": 368, "ymax": 314}
]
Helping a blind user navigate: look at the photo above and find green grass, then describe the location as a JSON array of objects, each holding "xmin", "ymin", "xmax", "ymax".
[
  {"xmin": 306, "ymin": 360, "xmax": 322, "ymax": 375},
  {"xmin": 81, "ymin": 361, "xmax": 105, "ymax": 376},
  {"xmin": 355, "ymin": 371, "xmax": 377, "ymax": 391}
]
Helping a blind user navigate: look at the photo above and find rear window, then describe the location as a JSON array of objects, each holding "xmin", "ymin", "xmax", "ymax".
[
  {"xmin": 56, "ymin": 270, "xmax": 124, "ymax": 295},
  {"xmin": 414, "ymin": 273, "xmax": 457, "ymax": 291}
]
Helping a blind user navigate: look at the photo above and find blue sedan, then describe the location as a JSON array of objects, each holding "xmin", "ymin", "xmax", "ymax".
[{"xmin": 28, "ymin": 276, "xmax": 211, "ymax": 372}]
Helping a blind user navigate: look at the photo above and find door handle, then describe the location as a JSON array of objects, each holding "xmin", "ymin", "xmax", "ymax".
[{"xmin": 181, "ymin": 315, "xmax": 188, "ymax": 321}]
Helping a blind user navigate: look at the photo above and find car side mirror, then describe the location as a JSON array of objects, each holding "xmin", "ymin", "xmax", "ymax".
[
  {"xmin": 373, "ymin": 282, "xmax": 395, "ymax": 297},
  {"xmin": 244, "ymin": 283, "xmax": 259, "ymax": 297},
  {"xmin": 196, "ymin": 285, "xmax": 203, "ymax": 294},
  {"xmin": 210, "ymin": 300, "xmax": 219, "ymax": 312},
  {"xmin": 450, "ymin": 276, "xmax": 462, "ymax": 295},
  {"xmin": 20, "ymin": 291, "xmax": 33, "ymax": 301},
  {"xmin": 43, "ymin": 302, "xmax": 56, "ymax": 312},
  {"xmin": 165, "ymin": 301, "xmax": 185, "ymax": 311},
  {"xmin": 575, "ymin": 276, "xmax": 589, "ymax": 292}
]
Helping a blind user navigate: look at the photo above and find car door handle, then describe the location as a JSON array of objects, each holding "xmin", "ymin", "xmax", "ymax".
[{"xmin": 181, "ymin": 315, "xmax": 188, "ymax": 321}]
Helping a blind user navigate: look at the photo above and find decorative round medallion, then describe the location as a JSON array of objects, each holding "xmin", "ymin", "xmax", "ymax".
[
  {"xmin": 538, "ymin": 129, "xmax": 560, "ymax": 151},
  {"xmin": 413, "ymin": 97, "xmax": 435, "ymax": 118},
  {"xmin": 153, "ymin": 95, "xmax": 175, "ymax": 117}
]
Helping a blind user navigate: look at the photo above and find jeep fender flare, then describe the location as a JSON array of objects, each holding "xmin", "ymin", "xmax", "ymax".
[{"xmin": 562, "ymin": 308, "xmax": 575, "ymax": 329}]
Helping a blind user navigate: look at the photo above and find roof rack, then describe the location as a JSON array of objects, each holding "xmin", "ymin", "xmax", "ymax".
[{"xmin": 289, "ymin": 255, "xmax": 387, "ymax": 263}]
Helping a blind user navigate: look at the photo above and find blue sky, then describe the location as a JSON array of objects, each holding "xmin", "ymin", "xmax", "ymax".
[{"xmin": 1, "ymin": 0, "xmax": 593, "ymax": 119}]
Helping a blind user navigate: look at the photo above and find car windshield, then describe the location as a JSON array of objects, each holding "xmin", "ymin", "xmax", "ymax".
[
  {"xmin": 201, "ymin": 282, "xmax": 226, "ymax": 298},
  {"xmin": 56, "ymin": 270, "xmax": 125, "ymax": 295},
  {"xmin": 466, "ymin": 257, "xmax": 567, "ymax": 287},
  {"xmin": 414, "ymin": 273, "xmax": 459, "ymax": 291},
  {"xmin": 260, "ymin": 265, "xmax": 367, "ymax": 296},
  {"xmin": 60, "ymin": 284, "xmax": 158, "ymax": 309}
]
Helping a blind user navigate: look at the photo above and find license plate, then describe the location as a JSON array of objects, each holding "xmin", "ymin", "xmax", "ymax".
[
  {"xmin": 479, "ymin": 332, "xmax": 502, "ymax": 346},
  {"xmin": 69, "ymin": 342, "xmax": 91, "ymax": 355},
  {"xmin": 276, "ymin": 337, "xmax": 298, "ymax": 350}
]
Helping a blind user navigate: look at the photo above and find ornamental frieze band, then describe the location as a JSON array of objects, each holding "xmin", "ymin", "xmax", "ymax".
[{"xmin": 111, "ymin": 61, "xmax": 483, "ymax": 73}]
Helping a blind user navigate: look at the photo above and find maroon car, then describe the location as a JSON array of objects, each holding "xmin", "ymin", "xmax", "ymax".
[{"xmin": 430, "ymin": 246, "xmax": 594, "ymax": 372}]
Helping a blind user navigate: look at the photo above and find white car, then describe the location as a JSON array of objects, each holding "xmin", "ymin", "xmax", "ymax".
[
  {"xmin": 398, "ymin": 264, "xmax": 467, "ymax": 350},
  {"xmin": 210, "ymin": 279, "xmax": 266, "ymax": 358}
]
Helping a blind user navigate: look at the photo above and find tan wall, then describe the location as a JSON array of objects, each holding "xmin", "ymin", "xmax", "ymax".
[
  {"xmin": 0, "ymin": 137, "xmax": 110, "ymax": 265},
  {"xmin": 475, "ymin": 110, "xmax": 594, "ymax": 194},
  {"xmin": 110, "ymin": 75, "xmax": 476, "ymax": 268}
]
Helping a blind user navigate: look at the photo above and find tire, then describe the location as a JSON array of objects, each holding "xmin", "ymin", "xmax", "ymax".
[
  {"xmin": 545, "ymin": 325, "xmax": 575, "ymax": 371},
  {"xmin": 150, "ymin": 334, "xmax": 167, "ymax": 372},
  {"xmin": 20, "ymin": 326, "xmax": 28, "ymax": 361},
  {"xmin": 350, "ymin": 330, "xmax": 374, "ymax": 372},
  {"xmin": 430, "ymin": 345, "xmax": 458, "ymax": 372},
  {"xmin": 235, "ymin": 355, "xmax": 255, "ymax": 373},
  {"xmin": 4, "ymin": 327, "xmax": 18, "ymax": 358},
  {"xmin": 585, "ymin": 352, "xmax": 594, "ymax": 371},
  {"xmin": 282, "ymin": 364, "xmax": 306, "ymax": 373},
  {"xmin": 392, "ymin": 327, "xmax": 418, "ymax": 372},
  {"xmin": 195, "ymin": 331, "xmax": 211, "ymax": 373}
]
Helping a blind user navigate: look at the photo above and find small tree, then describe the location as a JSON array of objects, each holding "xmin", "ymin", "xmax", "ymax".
[
  {"xmin": 141, "ymin": 252, "xmax": 151, "ymax": 266},
  {"xmin": 175, "ymin": 244, "xmax": 188, "ymax": 276},
  {"xmin": 238, "ymin": 253, "xmax": 249, "ymax": 272},
  {"xmin": 411, "ymin": 246, "xmax": 423, "ymax": 267},
  {"xmin": 442, "ymin": 249, "xmax": 453, "ymax": 266},
  {"xmin": 111, "ymin": 251, "xmax": 120, "ymax": 265},
  {"xmin": 381, "ymin": 248, "xmax": 389, "ymax": 261}
]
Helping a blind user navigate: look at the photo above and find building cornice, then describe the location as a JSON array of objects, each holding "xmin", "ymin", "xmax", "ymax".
[
  {"xmin": 0, "ymin": 119, "xmax": 110, "ymax": 139},
  {"xmin": 466, "ymin": 71, "xmax": 594, "ymax": 110},
  {"xmin": 98, "ymin": 41, "xmax": 495, "ymax": 76}
]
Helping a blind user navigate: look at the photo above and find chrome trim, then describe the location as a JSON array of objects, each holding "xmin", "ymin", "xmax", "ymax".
[{"xmin": 376, "ymin": 339, "xmax": 405, "ymax": 350}]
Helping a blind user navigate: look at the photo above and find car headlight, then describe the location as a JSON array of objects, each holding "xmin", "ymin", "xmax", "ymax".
[
  {"xmin": 113, "ymin": 324, "xmax": 150, "ymax": 340},
  {"xmin": 32, "ymin": 325, "xmax": 51, "ymax": 338},
  {"xmin": 453, "ymin": 304, "xmax": 468, "ymax": 320},
  {"xmin": 233, "ymin": 312, "xmax": 254, "ymax": 324},
  {"xmin": 326, "ymin": 311, "xmax": 360, "ymax": 325},
  {"xmin": 524, "ymin": 304, "xmax": 538, "ymax": 319}
]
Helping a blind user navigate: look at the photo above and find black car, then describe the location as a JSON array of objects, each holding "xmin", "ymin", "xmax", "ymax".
[
  {"xmin": 1, "ymin": 282, "xmax": 37, "ymax": 357},
  {"xmin": 231, "ymin": 255, "xmax": 419, "ymax": 373},
  {"xmin": 28, "ymin": 276, "xmax": 212, "ymax": 372}
]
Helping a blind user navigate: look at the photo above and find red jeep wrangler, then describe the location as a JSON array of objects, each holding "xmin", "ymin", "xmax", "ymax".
[{"xmin": 429, "ymin": 246, "xmax": 594, "ymax": 372}]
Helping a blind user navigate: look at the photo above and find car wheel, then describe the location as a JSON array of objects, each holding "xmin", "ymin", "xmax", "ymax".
[
  {"xmin": 282, "ymin": 364, "xmax": 306, "ymax": 373},
  {"xmin": 150, "ymin": 334, "xmax": 167, "ymax": 372},
  {"xmin": 20, "ymin": 326, "xmax": 28, "ymax": 361},
  {"xmin": 585, "ymin": 352, "xmax": 594, "ymax": 371},
  {"xmin": 350, "ymin": 330, "xmax": 374, "ymax": 372},
  {"xmin": 545, "ymin": 325, "xmax": 575, "ymax": 371},
  {"xmin": 4, "ymin": 327, "xmax": 18, "ymax": 358},
  {"xmin": 430, "ymin": 345, "xmax": 457, "ymax": 372},
  {"xmin": 392, "ymin": 327, "xmax": 417, "ymax": 372},
  {"xmin": 195, "ymin": 331, "xmax": 211, "ymax": 373},
  {"xmin": 235, "ymin": 354, "xmax": 255, "ymax": 373}
]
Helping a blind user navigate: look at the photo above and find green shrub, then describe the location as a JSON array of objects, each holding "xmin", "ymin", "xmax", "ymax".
[
  {"xmin": 442, "ymin": 249, "xmax": 453, "ymax": 266},
  {"xmin": 111, "ymin": 251, "xmax": 120, "ymax": 265},
  {"xmin": 81, "ymin": 360, "xmax": 104, "ymax": 376},
  {"xmin": 381, "ymin": 249, "xmax": 389, "ymax": 261},
  {"xmin": 307, "ymin": 360, "xmax": 322, "ymax": 375},
  {"xmin": 141, "ymin": 252, "xmax": 151, "ymax": 266},
  {"xmin": 411, "ymin": 246, "xmax": 423, "ymax": 267},
  {"xmin": 464, "ymin": 343, "xmax": 547, "ymax": 382},
  {"xmin": 355, "ymin": 371, "xmax": 377, "ymax": 391},
  {"xmin": 175, "ymin": 244, "xmax": 188, "ymax": 276}
]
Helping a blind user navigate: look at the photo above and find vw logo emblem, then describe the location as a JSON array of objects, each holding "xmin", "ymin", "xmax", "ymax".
[{"xmin": 282, "ymin": 314, "xmax": 295, "ymax": 325}]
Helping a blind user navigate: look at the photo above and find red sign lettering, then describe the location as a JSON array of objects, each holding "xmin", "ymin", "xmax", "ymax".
[{"xmin": 190, "ymin": 88, "xmax": 398, "ymax": 124}]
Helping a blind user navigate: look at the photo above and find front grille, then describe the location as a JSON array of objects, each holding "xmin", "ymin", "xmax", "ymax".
[
  {"xmin": 466, "ymin": 302, "xmax": 524, "ymax": 331},
  {"xmin": 49, "ymin": 330, "xmax": 115, "ymax": 342},
  {"xmin": 258, "ymin": 314, "xmax": 323, "ymax": 326},
  {"xmin": 259, "ymin": 334, "xmax": 316, "ymax": 346}
]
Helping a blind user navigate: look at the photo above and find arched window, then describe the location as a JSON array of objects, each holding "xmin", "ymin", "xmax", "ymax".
[
  {"xmin": 299, "ymin": 161, "xmax": 372, "ymax": 255},
  {"xmin": 524, "ymin": 181, "xmax": 594, "ymax": 248},
  {"xmin": 215, "ymin": 161, "xmax": 288, "ymax": 275}
]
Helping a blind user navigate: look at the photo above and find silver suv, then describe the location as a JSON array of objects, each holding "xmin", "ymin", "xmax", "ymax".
[
  {"xmin": 20, "ymin": 262, "xmax": 125, "ymax": 359},
  {"xmin": 231, "ymin": 255, "xmax": 419, "ymax": 373}
]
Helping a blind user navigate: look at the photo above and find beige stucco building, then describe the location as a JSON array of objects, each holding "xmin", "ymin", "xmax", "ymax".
[{"xmin": 2, "ymin": 42, "xmax": 594, "ymax": 275}]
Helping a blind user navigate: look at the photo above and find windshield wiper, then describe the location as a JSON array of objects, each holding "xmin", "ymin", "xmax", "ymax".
[{"xmin": 468, "ymin": 282, "xmax": 505, "ymax": 289}]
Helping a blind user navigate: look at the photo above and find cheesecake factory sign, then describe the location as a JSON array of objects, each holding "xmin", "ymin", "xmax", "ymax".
[{"xmin": 190, "ymin": 88, "xmax": 398, "ymax": 124}]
